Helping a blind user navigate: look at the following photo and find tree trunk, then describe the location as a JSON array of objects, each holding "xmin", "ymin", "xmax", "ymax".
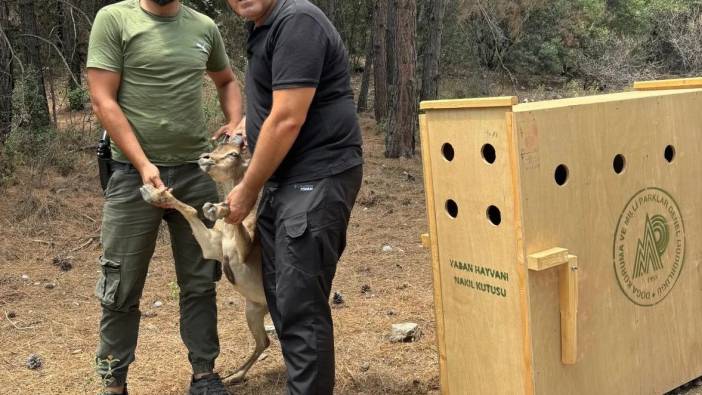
[
  {"xmin": 372, "ymin": 0, "xmax": 388, "ymax": 122},
  {"xmin": 59, "ymin": 1, "xmax": 82, "ymax": 90},
  {"xmin": 345, "ymin": 0, "xmax": 363, "ymax": 67},
  {"xmin": 385, "ymin": 0, "xmax": 397, "ymax": 89},
  {"xmin": 18, "ymin": 0, "xmax": 50, "ymax": 130},
  {"xmin": 356, "ymin": 9, "xmax": 373, "ymax": 113},
  {"xmin": 328, "ymin": 0, "xmax": 336, "ymax": 26},
  {"xmin": 420, "ymin": 0, "xmax": 446, "ymax": 100},
  {"xmin": 385, "ymin": 0, "xmax": 417, "ymax": 158},
  {"xmin": 0, "ymin": 1, "xmax": 13, "ymax": 143}
]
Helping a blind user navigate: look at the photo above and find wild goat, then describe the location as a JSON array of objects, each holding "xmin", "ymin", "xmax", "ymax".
[{"xmin": 140, "ymin": 135, "xmax": 268, "ymax": 384}]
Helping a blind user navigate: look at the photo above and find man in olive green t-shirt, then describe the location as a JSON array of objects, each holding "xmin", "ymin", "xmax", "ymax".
[{"xmin": 87, "ymin": 1, "xmax": 241, "ymax": 394}]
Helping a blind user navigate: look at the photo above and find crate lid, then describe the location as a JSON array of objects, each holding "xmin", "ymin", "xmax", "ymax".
[{"xmin": 419, "ymin": 96, "xmax": 517, "ymax": 111}]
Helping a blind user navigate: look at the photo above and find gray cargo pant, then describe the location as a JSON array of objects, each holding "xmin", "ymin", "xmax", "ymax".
[
  {"xmin": 257, "ymin": 165, "xmax": 362, "ymax": 395},
  {"xmin": 95, "ymin": 162, "xmax": 222, "ymax": 387}
]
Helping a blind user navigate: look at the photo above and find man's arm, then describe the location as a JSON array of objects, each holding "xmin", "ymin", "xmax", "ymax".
[
  {"xmin": 224, "ymin": 87, "xmax": 316, "ymax": 224},
  {"xmin": 208, "ymin": 67, "xmax": 245, "ymax": 140},
  {"xmin": 87, "ymin": 68, "xmax": 165, "ymax": 189}
]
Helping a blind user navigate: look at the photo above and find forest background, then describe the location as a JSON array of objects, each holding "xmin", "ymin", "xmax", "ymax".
[{"xmin": 3, "ymin": 0, "xmax": 702, "ymax": 170}]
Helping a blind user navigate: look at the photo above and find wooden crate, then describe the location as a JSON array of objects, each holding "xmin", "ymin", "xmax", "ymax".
[{"xmin": 420, "ymin": 79, "xmax": 702, "ymax": 395}]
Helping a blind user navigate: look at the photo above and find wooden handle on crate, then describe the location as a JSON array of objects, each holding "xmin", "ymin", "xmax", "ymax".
[{"xmin": 528, "ymin": 248, "xmax": 579, "ymax": 365}]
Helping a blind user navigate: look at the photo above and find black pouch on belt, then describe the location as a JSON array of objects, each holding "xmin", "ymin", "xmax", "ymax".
[{"xmin": 97, "ymin": 130, "xmax": 113, "ymax": 192}]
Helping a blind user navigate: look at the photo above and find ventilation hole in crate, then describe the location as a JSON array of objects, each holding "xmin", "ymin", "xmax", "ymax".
[
  {"xmin": 445, "ymin": 199, "xmax": 459, "ymax": 218},
  {"xmin": 613, "ymin": 154, "xmax": 626, "ymax": 174},
  {"xmin": 442, "ymin": 143, "xmax": 455, "ymax": 162},
  {"xmin": 481, "ymin": 144, "xmax": 496, "ymax": 164},
  {"xmin": 487, "ymin": 205, "xmax": 502, "ymax": 226},
  {"xmin": 664, "ymin": 145, "xmax": 676, "ymax": 163},
  {"xmin": 554, "ymin": 164, "xmax": 569, "ymax": 186}
]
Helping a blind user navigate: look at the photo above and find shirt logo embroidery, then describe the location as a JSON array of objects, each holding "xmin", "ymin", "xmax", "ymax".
[{"xmin": 298, "ymin": 185, "xmax": 314, "ymax": 192}]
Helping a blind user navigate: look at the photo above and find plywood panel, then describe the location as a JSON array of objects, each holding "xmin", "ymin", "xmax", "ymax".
[
  {"xmin": 423, "ymin": 107, "xmax": 532, "ymax": 394},
  {"xmin": 513, "ymin": 90, "xmax": 702, "ymax": 394},
  {"xmin": 419, "ymin": 114, "xmax": 449, "ymax": 392},
  {"xmin": 634, "ymin": 77, "xmax": 702, "ymax": 91},
  {"xmin": 420, "ymin": 96, "xmax": 517, "ymax": 110}
]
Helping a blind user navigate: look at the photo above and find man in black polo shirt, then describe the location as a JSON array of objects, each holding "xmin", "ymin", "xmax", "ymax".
[{"xmin": 224, "ymin": 0, "xmax": 362, "ymax": 393}]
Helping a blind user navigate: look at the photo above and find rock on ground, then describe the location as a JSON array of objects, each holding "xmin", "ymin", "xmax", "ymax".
[{"xmin": 390, "ymin": 323, "xmax": 421, "ymax": 343}]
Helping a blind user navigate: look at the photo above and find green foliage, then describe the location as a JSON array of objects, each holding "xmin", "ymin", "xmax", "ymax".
[
  {"xmin": 168, "ymin": 281, "xmax": 180, "ymax": 301},
  {"xmin": 12, "ymin": 66, "xmax": 50, "ymax": 131},
  {"xmin": 438, "ymin": 0, "xmax": 702, "ymax": 93},
  {"xmin": 1, "ymin": 125, "xmax": 78, "ymax": 180},
  {"xmin": 183, "ymin": 0, "xmax": 223, "ymax": 19},
  {"xmin": 3, "ymin": 126, "xmax": 57, "ymax": 166},
  {"xmin": 0, "ymin": 75, "xmax": 88, "ymax": 187},
  {"xmin": 67, "ymin": 87, "xmax": 89, "ymax": 112}
]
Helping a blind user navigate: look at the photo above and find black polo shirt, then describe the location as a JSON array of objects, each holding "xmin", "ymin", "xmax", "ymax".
[{"xmin": 244, "ymin": 0, "xmax": 363, "ymax": 184}]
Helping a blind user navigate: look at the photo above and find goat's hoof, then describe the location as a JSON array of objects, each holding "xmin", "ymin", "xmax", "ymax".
[
  {"xmin": 223, "ymin": 372, "xmax": 246, "ymax": 385},
  {"xmin": 139, "ymin": 184, "xmax": 156, "ymax": 203},
  {"xmin": 203, "ymin": 202, "xmax": 230, "ymax": 221},
  {"xmin": 203, "ymin": 202, "xmax": 219, "ymax": 221},
  {"xmin": 140, "ymin": 185, "xmax": 176, "ymax": 207}
]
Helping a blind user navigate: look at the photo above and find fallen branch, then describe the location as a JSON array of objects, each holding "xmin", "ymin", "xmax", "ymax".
[
  {"xmin": 69, "ymin": 236, "xmax": 97, "ymax": 252},
  {"xmin": 81, "ymin": 213, "xmax": 97, "ymax": 223},
  {"xmin": 4, "ymin": 311, "xmax": 39, "ymax": 331}
]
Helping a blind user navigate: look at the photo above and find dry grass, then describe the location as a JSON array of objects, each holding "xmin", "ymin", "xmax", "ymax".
[{"xmin": 0, "ymin": 114, "xmax": 439, "ymax": 394}]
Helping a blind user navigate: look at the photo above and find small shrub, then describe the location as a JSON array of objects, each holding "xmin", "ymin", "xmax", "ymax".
[
  {"xmin": 2, "ymin": 126, "xmax": 57, "ymax": 167},
  {"xmin": 67, "ymin": 87, "xmax": 89, "ymax": 112},
  {"xmin": 168, "ymin": 281, "xmax": 180, "ymax": 301},
  {"xmin": 575, "ymin": 36, "xmax": 658, "ymax": 90}
]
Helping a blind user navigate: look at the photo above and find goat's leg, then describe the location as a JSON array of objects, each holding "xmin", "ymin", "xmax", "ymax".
[
  {"xmin": 203, "ymin": 202, "xmax": 254, "ymax": 263},
  {"xmin": 140, "ymin": 185, "xmax": 223, "ymax": 261},
  {"xmin": 223, "ymin": 300, "xmax": 270, "ymax": 384},
  {"xmin": 232, "ymin": 223, "xmax": 253, "ymax": 264}
]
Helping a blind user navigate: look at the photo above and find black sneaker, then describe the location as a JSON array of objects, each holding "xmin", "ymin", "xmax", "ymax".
[{"xmin": 189, "ymin": 373, "xmax": 230, "ymax": 395}]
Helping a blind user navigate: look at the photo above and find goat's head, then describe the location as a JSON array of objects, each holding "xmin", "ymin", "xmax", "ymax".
[{"xmin": 198, "ymin": 134, "xmax": 248, "ymax": 183}]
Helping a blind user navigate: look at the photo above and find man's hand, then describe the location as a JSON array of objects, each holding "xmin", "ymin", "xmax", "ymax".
[
  {"xmin": 224, "ymin": 182, "xmax": 259, "ymax": 224},
  {"xmin": 212, "ymin": 116, "xmax": 246, "ymax": 142},
  {"xmin": 137, "ymin": 162, "xmax": 173, "ymax": 208},
  {"xmin": 138, "ymin": 162, "xmax": 165, "ymax": 188}
]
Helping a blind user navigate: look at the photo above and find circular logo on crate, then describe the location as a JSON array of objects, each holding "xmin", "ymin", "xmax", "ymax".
[{"xmin": 613, "ymin": 187, "xmax": 685, "ymax": 306}]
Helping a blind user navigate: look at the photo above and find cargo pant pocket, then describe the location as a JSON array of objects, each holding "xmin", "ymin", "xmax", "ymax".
[
  {"xmin": 95, "ymin": 256, "xmax": 121, "ymax": 307},
  {"xmin": 282, "ymin": 212, "xmax": 318, "ymax": 275}
]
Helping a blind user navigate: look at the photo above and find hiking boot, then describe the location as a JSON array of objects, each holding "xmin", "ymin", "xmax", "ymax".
[{"xmin": 189, "ymin": 373, "xmax": 230, "ymax": 395}]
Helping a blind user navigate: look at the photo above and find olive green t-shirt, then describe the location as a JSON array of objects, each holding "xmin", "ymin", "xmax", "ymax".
[{"xmin": 87, "ymin": 0, "xmax": 230, "ymax": 165}]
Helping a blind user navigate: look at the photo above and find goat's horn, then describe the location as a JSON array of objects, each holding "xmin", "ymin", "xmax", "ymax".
[{"xmin": 231, "ymin": 134, "xmax": 243, "ymax": 146}]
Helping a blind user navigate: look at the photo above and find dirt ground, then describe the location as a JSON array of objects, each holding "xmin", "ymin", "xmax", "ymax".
[{"xmin": 1, "ymin": 107, "xmax": 701, "ymax": 394}]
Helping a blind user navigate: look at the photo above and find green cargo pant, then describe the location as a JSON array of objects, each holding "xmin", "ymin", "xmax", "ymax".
[{"xmin": 95, "ymin": 162, "xmax": 222, "ymax": 387}]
